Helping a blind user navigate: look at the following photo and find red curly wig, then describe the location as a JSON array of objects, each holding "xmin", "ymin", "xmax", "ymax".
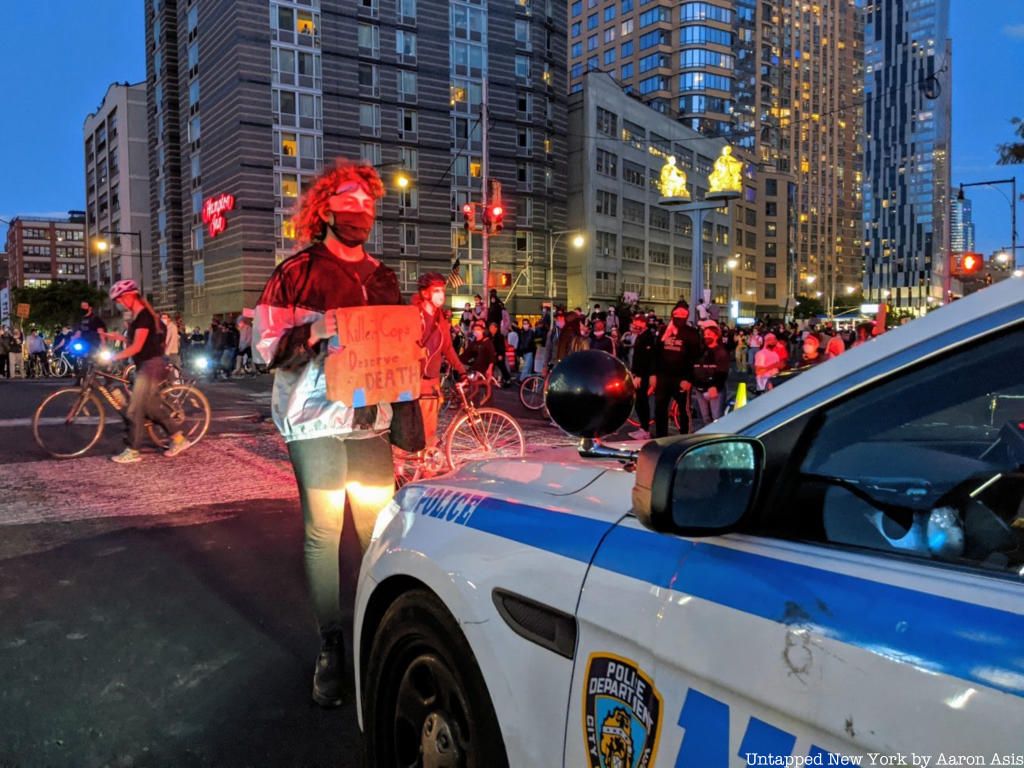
[{"xmin": 293, "ymin": 159, "xmax": 385, "ymax": 244}]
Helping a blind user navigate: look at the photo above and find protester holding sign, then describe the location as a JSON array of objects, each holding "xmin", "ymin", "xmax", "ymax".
[
  {"xmin": 412, "ymin": 273, "xmax": 467, "ymax": 448},
  {"xmin": 253, "ymin": 160, "xmax": 405, "ymax": 709}
]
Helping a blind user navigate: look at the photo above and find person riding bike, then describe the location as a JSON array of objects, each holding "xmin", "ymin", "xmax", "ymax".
[
  {"xmin": 105, "ymin": 280, "xmax": 190, "ymax": 463},
  {"xmin": 413, "ymin": 272, "xmax": 467, "ymax": 449}
]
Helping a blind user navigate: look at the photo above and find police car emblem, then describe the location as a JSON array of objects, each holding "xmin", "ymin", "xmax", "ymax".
[{"xmin": 583, "ymin": 653, "xmax": 662, "ymax": 768}]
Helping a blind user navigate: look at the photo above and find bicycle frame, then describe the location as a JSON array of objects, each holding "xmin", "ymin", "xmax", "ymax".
[{"xmin": 78, "ymin": 364, "xmax": 132, "ymax": 414}]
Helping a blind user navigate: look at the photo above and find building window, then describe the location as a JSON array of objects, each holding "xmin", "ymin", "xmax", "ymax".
[
  {"xmin": 396, "ymin": 29, "xmax": 417, "ymax": 57},
  {"xmin": 622, "ymin": 237, "xmax": 643, "ymax": 261},
  {"xmin": 297, "ymin": 11, "xmax": 316, "ymax": 34},
  {"xmin": 398, "ymin": 69, "xmax": 417, "ymax": 101},
  {"xmin": 571, "ymin": 41, "xmax": 583, "ymax": 57},
  {"xmin": 621, "ymin": 19, "xmax": 633, "ymax": 35},
  {"xmin": 359, "ymin": 103, "xmax": 381, "ymax": 135},
  {"xmin": 517, "ymin": 127, "xmax": 533, "ymax": 151},
  {"xmin": 358, "ymin": 23, "xmax": 379, "ymax": 54},
  {"xmin": 649, "ymin": 207, "xmax": 669, "ymax": 230},
  {"xmin": 596, "ymin": 190, "xmax": 618, "ymax": 217},
  {"xmin": 399, "ymin": 0, "xmax": 416, "ymax": 20},
  {"xmin": 596, "ymin": 231, "xmax": 618, "ymax": 258},
  {"xmin": 764, "ymin": 284, "xmax": 776, "ymax": 300},
  {"xmin": 623, "ymin": 160, "xmax": 644, "ymax": 187},
  {"xmin": 281, "ymin": 174, "xmax": 299, "ymax": 198},
  {"xmin": 516, "ymin": 231, "xmax": 533, "ymax": 253},
  {"xmin": 587, "ymin": 13, "xmax": 598, "ymax": 29},
  {"xmin": 649, "ymin": 243, "xmax": 670, "ymax": 265},
  {"xmin": 622, "ymin": 198, "xmax": 645, "ymax": 223},
  {"xmin": 587, "ymin": 34, "xmax": 598, "ymax": 51},
  {"xmin": 401, "ymin": 223, "xmax": 418, "ymax": 247},
  {"xmin": 596, "ymin": 149, "xmax": 618, "ymax": 177},
  {"xmin": 603, "ymin": 49, "xmax": 616, "ymax": 66},
  {"xmin": 515, "ymin": 55, "xmax": 531, "ymax": 79},
  {"xmin": 400, "ymin": 109, "xmax": 418, "ymax": 138},
  {"xmin": 596, "ymin": 107, "xmax": 617, "ymax": 137},
  {"xmin": 764, "ymin": 262, "xmax": 777, "ymax": 278}
]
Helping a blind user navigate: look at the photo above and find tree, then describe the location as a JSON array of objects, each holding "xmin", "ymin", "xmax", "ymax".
[
  {"xmin": 11, "ymin": 282, "xmax": 107, "ymax": 332},
  {"xmin": 996, "ymin": 116, "xmax": 1024, "ymax": 165},
  {"xmin": 793, "ymin": 294, "xmax": 825, "ymax": 319}
]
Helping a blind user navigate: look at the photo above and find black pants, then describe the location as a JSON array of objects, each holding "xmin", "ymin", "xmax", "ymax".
[
  {"xmin": 125, "ymin": 358, "xmax": 176, "ymax": 449},
  {"xmin": 495, "ymin": 357, "xmax": 512, "ymax": 384},
  {"xmin": 29, "ymin": 352, "xmax": 49, "ymax": 377},
  {"xmin": 633, "ymin": 374, "xmax": 651, "ymax": 428},
  {"xmin": 0, "ymin": 353, "xmax": 8, "ymax": 378},
  {"xmin": 653, "ymin": 378, "xmax": 693, "ymax": 438}
]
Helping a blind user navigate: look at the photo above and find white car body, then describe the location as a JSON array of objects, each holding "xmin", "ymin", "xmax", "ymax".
[{"xmin": 356, "ymin": 278, "xmax": 1024, "ymax": 766}]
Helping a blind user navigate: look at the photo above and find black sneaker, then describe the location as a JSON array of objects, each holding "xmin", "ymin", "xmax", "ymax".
[{"xmin": 312, "ymin": 632, "xmax": 345, "ymax": 707}]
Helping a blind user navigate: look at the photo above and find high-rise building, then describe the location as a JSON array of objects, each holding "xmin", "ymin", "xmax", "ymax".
[
  {"xmin": 862, "ymin": 0, "xmax": 951, "ymax": 309},
  {"xmin": 146, "ymin": 0, "xmax": 568, "ymax": 326},
  {"xmin": 566, "ymin": 0, "xmax": 862, "ymax": 314},
  {"xmin": 950, "ymin": 196, "xmax": 974, "ymax": 254},
  {"xmin": 567, "ymin": 72, "xmax": 791, "ymax": 317},
  {"xmin": 3, "ymin": 216, "xmax": 87, "ymax": 289},
  {"xmin": 83, "ymin": 81, "xmax": 152, "ymax": 298}
]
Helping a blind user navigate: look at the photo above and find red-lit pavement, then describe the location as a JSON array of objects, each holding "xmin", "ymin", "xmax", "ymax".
[{"xmin": 0, "ymin": 375, "xmax": 577, "ymax": 767}]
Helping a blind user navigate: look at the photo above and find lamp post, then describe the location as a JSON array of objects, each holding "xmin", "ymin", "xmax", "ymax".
[
  {"xmin": 956, "ymin": 179, "xmax": 1017, "ymax": 297},
  {"xmin": 96, "ymin": 230, "xmax": 145, "ymax": 295},
  {"xmin": 548, "ymin": 229, "xmax": 584, "ymax": 302}
]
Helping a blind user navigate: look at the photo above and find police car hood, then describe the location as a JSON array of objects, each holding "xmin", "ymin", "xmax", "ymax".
[
  {"xmin": 710, "ymin": 278, "xmax": 1024, "ymax": 436},
  {"xmin": 428, "ymin": 448, "xmax": 634, "ymax": 526}
]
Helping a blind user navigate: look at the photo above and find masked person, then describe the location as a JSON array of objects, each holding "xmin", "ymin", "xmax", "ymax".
[
  {"xmin": 628, "ymin": 316, "xmax": 659, "ymax": 440},
  {"xmin": 649, "ymin": 301, "xmax": 701, "ymax": 437},
  {"xmin": 413, "ymin": 273, "xmax": 466, "ymax": 448},
  {"xmin": 253, "ymin": 160, "xmax": 404, "ymax": 708},
  {"xmin": 692, "ymin": 324, "xmax": 731, "ymax": 425},
  {"xmin": 459, "ymin": 320, "xmax": 496, "ymax": 403},
  {"xmin": 105, "ymin": 280, "xmax": 189, "ymax": 463}
]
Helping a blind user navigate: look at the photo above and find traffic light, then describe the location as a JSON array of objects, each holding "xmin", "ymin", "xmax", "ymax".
[
  {"xmin": 462, "ymin": 203, "xmax": 475, "ymax": 232},
  {"xmin": 498, "ymin": 272, "xmax": 512, "ymax": 288},
  {"xmin": 489, "ymin": 203, "xmax": 505, "ymax": 234},
  {"xmin": 959, "ymin": 252, "xmax": 982, "ymax": 276}
]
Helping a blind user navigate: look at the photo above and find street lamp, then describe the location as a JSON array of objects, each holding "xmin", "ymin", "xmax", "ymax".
[
  {"xmin": 549, "ymin": 229, "xmax": 584, "ymax": 301},
  {"xmin": 957, "ymin": 179, "xmax": 1017, "ymax": 291},
  {"xmin": 96, "ymin": 230, "xmax": 145, "ymax": 295}
]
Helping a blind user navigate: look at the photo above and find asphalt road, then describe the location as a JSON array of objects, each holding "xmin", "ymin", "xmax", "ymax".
[{"xmin": 0, "ymin": 371, "xmax": 577, "ymax": 768}]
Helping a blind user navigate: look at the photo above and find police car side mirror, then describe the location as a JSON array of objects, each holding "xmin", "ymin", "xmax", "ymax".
[{"xmin": 631, "ymin": 435, "xmax": 764, "ymax": 535}]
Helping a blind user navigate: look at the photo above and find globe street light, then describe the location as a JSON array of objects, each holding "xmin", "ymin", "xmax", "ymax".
[{"xmin": 549, "ymin": 229, "xmax": 584, "ymax": 300}]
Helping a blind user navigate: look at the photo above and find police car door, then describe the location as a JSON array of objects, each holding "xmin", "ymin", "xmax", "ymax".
[{"xmin": 567, "ymin": 322, "xmax": 1024, "ymax": 766}]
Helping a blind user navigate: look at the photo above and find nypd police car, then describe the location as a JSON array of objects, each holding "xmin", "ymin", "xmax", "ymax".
[{"xmin": 355, "ymin": 277, "xmax": 1024, "ymax": 767}]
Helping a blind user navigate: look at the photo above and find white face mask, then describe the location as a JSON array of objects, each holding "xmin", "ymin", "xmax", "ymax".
[
  {"xmin": 429, "ymin": 289, "xmax": 446, "ymax": 309},
  {"xmin": 594, "ymin": 330, "xmax": 605, "ymax": 337}
]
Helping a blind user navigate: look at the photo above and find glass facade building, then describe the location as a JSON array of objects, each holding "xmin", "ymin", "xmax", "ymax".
[{"xmin": 862, "ymin": 0, "xmax": 951, "ymax": 309}]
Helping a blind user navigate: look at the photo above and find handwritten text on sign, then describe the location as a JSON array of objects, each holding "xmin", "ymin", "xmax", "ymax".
[{"xmin": 324, "ymin": 305, "xmax": 422, "ymax": 407}]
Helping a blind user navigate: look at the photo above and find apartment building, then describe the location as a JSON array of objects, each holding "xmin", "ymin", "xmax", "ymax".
[{"xmin": 3, "ymin": 216, "xmax": 87, "ymax": 289}]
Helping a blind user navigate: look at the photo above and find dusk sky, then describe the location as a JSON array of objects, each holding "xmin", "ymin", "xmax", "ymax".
[{"xmin": 1, "ymin": 1, "xmax": 1021, "ymax": 262}]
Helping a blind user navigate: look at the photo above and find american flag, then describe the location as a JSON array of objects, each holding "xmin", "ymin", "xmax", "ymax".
[{"xmin": 447, "ymin": 258, "xmax": 465, "ymax": 289}]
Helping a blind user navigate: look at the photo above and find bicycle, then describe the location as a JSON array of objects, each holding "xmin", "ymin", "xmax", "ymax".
[
  {"xmin": 394, "ymin": 375, "xmax": 526, "ymax": 487},
  {"xmin": 32, "ymin": 358, "xmax": 212, "ymax": 459},
  {"xmin": 518, "ymin": 370, "xmax": 548, "ymax": 411}
]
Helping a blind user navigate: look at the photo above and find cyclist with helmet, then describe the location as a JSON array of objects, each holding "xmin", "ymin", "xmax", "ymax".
[
  {"xmin": 105, "ymin": 280, "xmax": 190, "ymax": 463},
  {"xmin": 413, "ymin": 272, "xmax": 467, "ymax": 448}
]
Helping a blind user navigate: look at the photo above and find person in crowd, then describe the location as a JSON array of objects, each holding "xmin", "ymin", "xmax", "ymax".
[
  {"xmin": 746, "ymin": 325, "xmax": 763, "ymax": 371},
  {"xmin": 649, "ymin": 301, "xmax": 701, "ymax": 437},
  {"xmin": 754, "ymin": 332, "xmax": 782, "ymax": 393},
  {"xmin": 617, "ymin": 319, "xmax": 636, "ymax": 365},
  {"xmin": 505, "ymin": 321, "xmax": 520, "ymax": 375},
  {"xmin": 734, "ymin": 329, "xmax": 748, "ymax": 373},
  {"xmin": 517, "ymin": 318, "xmax": 536, "ymax": 380},
  {"xmin": 589, "ymin": 319, "xmax": 614, "ymax": 354},
  {"xmin": 220, "ymin": 316, "xmax": 240, "ymax": 379},
  {"xmin": 105, "ymin": 280, "xmax": 189, "ymax": 464},
  {"xmin": 629, "ymin": 315, "xmax": 659, "ymax": 440},
  {"xmin": 26, "ymin": 330, "xmax": 48, "ymax": 378},
  {"xmin": 825, "ymin": 335, "xmax": 846, "ymax": 361},
  {"xmin": 544, "ymin": 309, "xmax": 565, "ymax": 366},
  {"xmin": 0, "ymin": 327, "xmax": 11, "ymax": 379},
  {"xmin": 460, "ymin": 302, "xmax": 473, "ymax": 336},
  {"xmin": 471, "ymin": 295, "xmax": 486, "ymax": 324},
  {"xmin": 161, "ymin": 312, "xmax": 182, "ymax": 372},
  {"xmin": 692, "ymin": 324, "xmax": 731, "ymax": 426},
  {"xmin": 460, "ymin": 320, "xmax": 496, "ymax": 402},
  {"xmin": 52, "ymin": 326, "xmax": 72, "ymax": 360},
  {"xmin": 488, "ymin": 321, "xmax": 512, "ymax": 386},
  {"xmin": 253, "ymin": 160, "xmax": 403, "ymax": 709},
  {"xmin": 10, "ymin": 328, "xmax": 24, "ymax": 378},
  {"xmin": 554, "ymin": 310, "xmax": 587, "ymax": 366},
  {"xmin": 235, "ymin": 316, "xmax": 253, "ymax": 373},
  {"xmin": 486, "ymin": 289, "xmax": 505, "ymax": 329},
  {"xmin": 413, "ymin": 273, "xmax": 467, "ymax": 449},
  {"xmin": 801, "ymin": 334, "xmax": 826, "ymax": 368}
]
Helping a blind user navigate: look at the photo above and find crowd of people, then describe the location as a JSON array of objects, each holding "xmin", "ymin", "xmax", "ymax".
[{"xmin": 442, "ymin": 291, "xmax": 885, "ymax": 439}]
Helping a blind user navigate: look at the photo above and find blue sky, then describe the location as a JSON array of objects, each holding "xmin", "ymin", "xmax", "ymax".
[{"xmin": 0, "ymin": 1, "xmax": 1021, "ymax": 261}]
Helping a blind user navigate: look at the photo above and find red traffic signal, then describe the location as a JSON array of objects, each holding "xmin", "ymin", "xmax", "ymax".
[
  {"xmin": 961, "ymin": 253, "xmax": 980, "ymax": 274},
  {"xmin": 462, "ymin": 203, "xmax": 475, "ymax": 231},
  {"xmin": 488, "ymin": 204, "xmax": 505, "ymax": 234}
]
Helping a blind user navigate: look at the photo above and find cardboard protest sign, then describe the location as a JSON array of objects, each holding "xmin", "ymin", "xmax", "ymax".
[
  {"xmin": 16, "ymin": 303, "xmax": 30, "ymax": 319},
  {"xmin": 324, "ymin": 305, "xmax": 422, "ymax": 407}
]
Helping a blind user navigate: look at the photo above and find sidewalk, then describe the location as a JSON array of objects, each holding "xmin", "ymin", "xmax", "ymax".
[{"xmin": 0, "ymin": 435, "xmax": 365, "ymax": 768}]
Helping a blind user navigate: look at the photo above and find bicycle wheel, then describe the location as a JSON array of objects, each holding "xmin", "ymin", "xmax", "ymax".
[
  {"xmin": 445, "ymin": 407, "xmax": 525, "ymax": 470},
  {"xmin": 146, "ymin": 384, "xmax": 211, "ymax": 448},
  {"xmin": 518, "ymin": 375, "xmax": 545, "ymax": 410},
  {"xmin": 33, "ymin": 388, "xmax": 105, "ymax": 458}
]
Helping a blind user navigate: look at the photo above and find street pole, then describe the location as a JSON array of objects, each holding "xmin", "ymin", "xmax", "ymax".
[
  {"xmin": 480, "ymin": 77, "xmax": 490, "ymax": 295},
  {"xmin": 101, "ymin": 229, "xmax": 145, "ymax": 296}
]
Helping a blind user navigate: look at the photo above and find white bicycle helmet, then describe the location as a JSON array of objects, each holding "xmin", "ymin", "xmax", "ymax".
[{"xmin": 109, "ymin": 279, "xmax": 139, "ymax": 300}]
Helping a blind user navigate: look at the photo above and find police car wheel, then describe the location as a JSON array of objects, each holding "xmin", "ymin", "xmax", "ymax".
[{"xmin": 364, "ymin": 589, "xmax": 508, "ymax": 768}]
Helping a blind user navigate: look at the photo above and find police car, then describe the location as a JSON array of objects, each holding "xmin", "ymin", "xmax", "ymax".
[{"xmin": 355, "ymin": 277, "xmax": 1024, "ymax": 768}]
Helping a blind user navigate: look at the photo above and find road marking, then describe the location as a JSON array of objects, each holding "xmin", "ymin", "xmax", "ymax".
[{"xmin": 0, "ymin": 414, "xmax": 261, "ymax": 428}]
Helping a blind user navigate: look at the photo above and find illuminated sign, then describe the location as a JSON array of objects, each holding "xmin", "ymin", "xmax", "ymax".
[{"xmin": 202, "ymin": 193, "xmax": 236, "ymax": 238}]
